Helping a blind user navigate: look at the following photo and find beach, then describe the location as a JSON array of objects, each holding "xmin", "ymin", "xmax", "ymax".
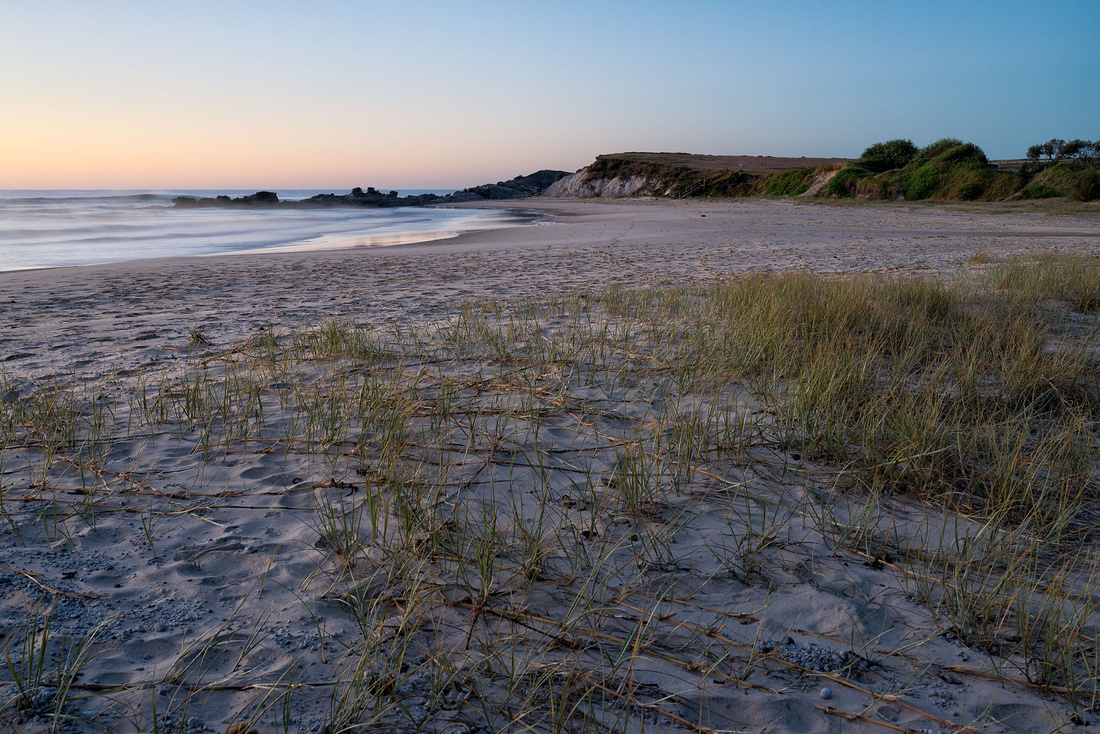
[
  {"xmin": 3, "ymin": 197, "xmax": 1100, "ymax": 734},
  {"xmin": 6, "ymin": 198, "xmax": 1100, "ymax": 381}
]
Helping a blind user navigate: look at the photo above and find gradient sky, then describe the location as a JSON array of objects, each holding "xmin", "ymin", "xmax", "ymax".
[{"xmin": 2, "ymin": 0, "xmax": 1097, "ymax": 189}]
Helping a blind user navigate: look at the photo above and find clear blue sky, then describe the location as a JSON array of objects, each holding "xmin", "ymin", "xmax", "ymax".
[{"xmin": 1, "ymin": 0, "xmax": 1096, "ymax": 188}]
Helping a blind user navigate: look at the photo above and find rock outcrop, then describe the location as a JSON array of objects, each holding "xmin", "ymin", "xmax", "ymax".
[
  {"xmin": 294, "ymin": 187, "xmax": 444, "ymax": 208},
  {"xmin": 171, "ymin": 170, "xmax": 570, "ymax": 209},
  {"xmin": 172, "ymin": 191, "xmax": 282, "ymax": 208},
  {"xmin": 456, "ymin": 170, "xmax": 568, "ymax": 200}
]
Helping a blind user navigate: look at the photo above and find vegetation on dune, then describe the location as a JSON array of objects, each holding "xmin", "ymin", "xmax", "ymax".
[
  {"xmin": 828, "ymin": 138, "xmax": 1026, "ymax": 202},
  {"xmin": 1012, "ymin": 138, "xmax": 1100, "ymax": 201},
  {"xmin": 1029, "ymin": 162, "xmax": 1100, "ymax": 201},
  {"xmin": 584, "ymin": 134, "xmax": 1100, "ymax": 204},
  {"xmin": 762, "ymin": 166, "xmax": 818, "ymax": 196},
  {"xmin": 587, "ymin": 155, "xmax": 760, "ymax": 197},
  {"xmin": 1017, "ymin": 182, "xmax": 1062, "ymax": 200},
  {"xmin": 855, "ymin": 138, "xmax": 919, "ymax": 173},
  {"xmin": 823, "ymin": 135, "xmax": 1100, "ymax": 203},
  {"xmin": 588, "ymin": 155, "xmax": 843, "ymax": 198}
]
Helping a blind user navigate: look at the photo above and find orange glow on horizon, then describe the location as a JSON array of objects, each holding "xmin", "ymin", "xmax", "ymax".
[{"xmin": 0, "ymin": 108, "xmax": 563, "ymax": 189}]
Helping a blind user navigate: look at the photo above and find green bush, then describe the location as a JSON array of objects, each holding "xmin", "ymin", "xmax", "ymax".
[
  {"xmin": 919, "ymin": 138, "xmax": 966, "ymax": 158},
  {"xmin": 905, "ymin": 164, "xmax": 940, "ymax": 200},
  {"xmin": 869, "ymin": 138, "xmax": 1019, "ymax": 201},
  {"xmin": 1018, "ymin": 184, "xmax": 1061, "ymax": 200},
  {"xmin": 857, "ymin": 139, "xmax": 919, "ymax": 173},
  {"xmin": 826, "ymin": 167, "xmax": 867, "ymax": 197},
  {"xmin": 958, "ymin": 182, "xmax": 985, "ymax": 200},
  {"xmin": 936, "ymin": 142, "xmax": 988, "ymax": 166}
]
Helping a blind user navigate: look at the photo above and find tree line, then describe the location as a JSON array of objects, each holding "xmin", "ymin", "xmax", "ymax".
[{"xmin": 1026, "ymin": 138, "xmax": 1100, "ymax": 168}]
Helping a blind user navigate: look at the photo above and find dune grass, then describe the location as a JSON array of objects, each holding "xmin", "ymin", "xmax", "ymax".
[{"xmin": 1, "ymin": 255, "xmax": 1099, "ymax": 731}]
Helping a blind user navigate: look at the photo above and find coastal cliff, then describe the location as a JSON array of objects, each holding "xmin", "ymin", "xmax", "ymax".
[
  {"xmin": 543, "ymin": 153, "xmax": 850, "ymax": 199},
  {"xmin": 543, "ymin": 171, "xmax": 662, "ymax": 198}
]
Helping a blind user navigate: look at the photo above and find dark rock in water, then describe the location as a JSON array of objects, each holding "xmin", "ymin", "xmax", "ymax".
[
  {"xmin": 298, "ymin": 187, "xmax": 415, "ymax": 208},
  {"xmin": 172, "ymin": 191, "xmax": 280, "ymax": 208},
  {"xmin": 171, "ymin": 170, "xmax": 569, "ymax": 210},
  {"xmin": 444, "ymin": 191, "xmax": 487, "ymax": 203},
  {"xmin": 247, "ymin": 191, "xmax": 280, "ymax": 205}
]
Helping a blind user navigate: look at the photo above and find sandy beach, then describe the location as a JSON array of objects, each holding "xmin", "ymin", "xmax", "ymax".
[
  {"xmin": 2, "ymin": 198, "xmax": 1100, "ymax": 734},
  {"xmin": 5, "ymin": 198, "xmax": 1100, "ymax": 382}
]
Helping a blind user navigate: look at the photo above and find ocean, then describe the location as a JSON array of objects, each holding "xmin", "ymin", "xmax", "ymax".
[{"xmin": 0, "ymin": 189, "xmax": 536, "ymax": 273}]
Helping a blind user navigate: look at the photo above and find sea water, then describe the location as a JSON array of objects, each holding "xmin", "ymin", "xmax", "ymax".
[{"xmin": 0, "ymin": 190, "xmax": 534, "ymax": 272}]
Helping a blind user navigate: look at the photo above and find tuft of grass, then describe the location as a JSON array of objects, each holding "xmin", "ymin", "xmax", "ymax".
[
  {"xmin": 186, "ymin": 327, "xmax": 211, "ymax": 345},
  {"xmin": 2, "ymin": 604, "xmax": 112, "ymax": 732}
]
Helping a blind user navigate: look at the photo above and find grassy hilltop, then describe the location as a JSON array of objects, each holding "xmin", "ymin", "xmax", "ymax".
[{"xmin": 582, "ymin": 137, "xmax": 1100, "ymax": 204}]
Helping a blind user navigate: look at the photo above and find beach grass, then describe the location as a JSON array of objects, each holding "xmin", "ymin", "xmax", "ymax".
[{"xmin": 1, "ymin": 255, "xmax": 1099, "ymax": 731}]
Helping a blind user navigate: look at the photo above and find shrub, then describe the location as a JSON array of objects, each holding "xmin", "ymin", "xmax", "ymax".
[
  {"xmin": 919, "ymin": 138, "xmax": 966, "ymax": 158},
  {"xmin": 936, "ymin": 142, "xmax": 988, "ymax": 167},
  {"xmin": 826, "ymin": 167, "xmax": 867, "ymax": 197},
  {"xmin": 873, "ymin": 138, "xmax": 1018, "ymax": 201},
  {"xmin": 1018, "ymin": 184, "xmax": 1061, "ymax": 200},
  {"xmin": 857, "ymin": 139, "xmax": 919, "ymax": 173},
  {"xmin": 905, "ymin": 164, "xmax": 940, "ymax": 200},
  {"xmin": 958, "ymin": 182, "xmax": 985, "ymax": 200}
]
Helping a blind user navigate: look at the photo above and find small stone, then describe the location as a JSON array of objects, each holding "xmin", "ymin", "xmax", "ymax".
[{"xmin": 820, "ymin": 687, "xmax": 833, "ymax": 700}]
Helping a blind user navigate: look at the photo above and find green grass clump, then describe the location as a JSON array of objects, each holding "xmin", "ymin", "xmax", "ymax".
[
  {"xmin": 746, "ymin": 270, "xmax": 1096, "ymax": 522},
  {"xmin": 983, "ymin": 252, "xmax": 1100, "ymax": 311},
  {"xmin": 902, "ymin": 162, "xmax": 940, "ymax": 199},
  {"xmin": 763, "ymin": 167, "xmax": 815, "ymax": 196},
  {"xmin": 825, "ymin": 166, "xmax": 870, "ymax": 197},
  {"xmin": 1017, "ymin": 183, "xmax": 1061, "ymax": 200}
]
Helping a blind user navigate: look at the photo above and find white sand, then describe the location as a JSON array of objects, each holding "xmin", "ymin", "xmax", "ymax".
[{"xmin": 1, "ymin": 198, "xmax": 1099, "ymax": 733}]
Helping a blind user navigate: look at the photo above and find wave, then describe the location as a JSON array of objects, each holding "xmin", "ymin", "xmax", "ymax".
[
  {"xmin": 0, "ymin": 193, "xmax": 172, "ymax": 206},
  {"xmin": 0, "ymin": 202, "xmax": 538, "ymax": 272}
]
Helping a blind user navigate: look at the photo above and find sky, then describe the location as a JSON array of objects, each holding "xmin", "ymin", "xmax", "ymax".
[{"xmin": 1, "ymin": 0, "xmax": 1097, "ymax": 189}]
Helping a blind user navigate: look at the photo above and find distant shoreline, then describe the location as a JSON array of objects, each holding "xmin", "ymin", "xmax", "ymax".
[{"xmin": 0, "ymin": 195, "xmax": 541, "ymax": 273}]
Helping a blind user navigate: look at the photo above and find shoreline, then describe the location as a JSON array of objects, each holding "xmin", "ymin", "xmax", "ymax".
[
  {"xmin": 3, "ymin": 197, "xmax": 1100, "ymax": 382},
  {"xmin": 5, "ymin": 196, "xmax": 1098, "ymax": 277},
  {"xmin": 0, "ymin": 203, "xmax": 541, "ymax": 276}
]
